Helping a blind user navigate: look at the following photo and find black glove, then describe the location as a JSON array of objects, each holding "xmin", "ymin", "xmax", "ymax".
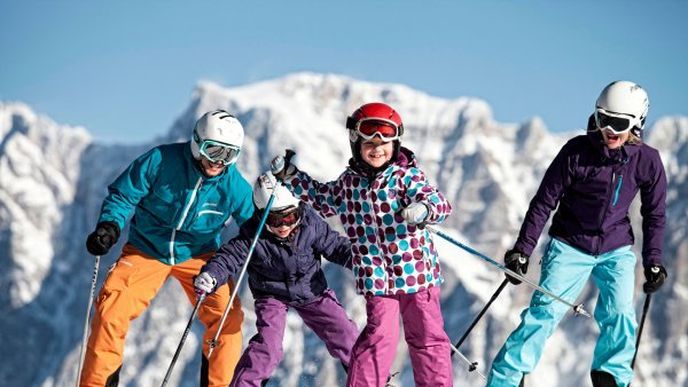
[
  {"xmin": 270, "ymin": 149, "xmax": 297, "ymax": 182},
  {"xmin": 86, "ymin": 221, "xmax": 120, "ymax": 256},
  {"xmin": 643, "ymin": 264, "xmax": 667, "ymax": 294},
  {"xmin": 504, "ymin": 249, "xmax": 529, "ymax": 285}
]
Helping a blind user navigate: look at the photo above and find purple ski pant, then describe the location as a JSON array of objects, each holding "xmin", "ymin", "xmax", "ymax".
[
  {"xmin": 229, "ymin": 289, "xmax": 359, "ymax": 387},
  {"xmin": 346, "ymin": 286, "xmax": 453, "ymax": 387}
]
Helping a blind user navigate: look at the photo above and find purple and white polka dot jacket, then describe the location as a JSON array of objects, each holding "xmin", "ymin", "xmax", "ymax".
[{"xmin": 283, "ymin": 147, "xmax": 452, "ymax": 296}]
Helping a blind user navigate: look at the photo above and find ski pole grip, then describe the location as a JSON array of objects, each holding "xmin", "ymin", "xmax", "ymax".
[
  {"xmin": 518, "ymin": 256, "xmax": 527, "ymax": 264},
  {"xmin": 651, "ymin": 266, "xmax": 660, "ymax": 274}
]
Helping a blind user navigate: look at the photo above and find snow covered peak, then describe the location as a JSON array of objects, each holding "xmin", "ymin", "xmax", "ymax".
[
  {"xmin": 0, "ymin": 103, "xmax": 91, "ymax": 308},
  {"xmin": 191, "ymin": 72, "xmax": 493, "ymax": 132}
]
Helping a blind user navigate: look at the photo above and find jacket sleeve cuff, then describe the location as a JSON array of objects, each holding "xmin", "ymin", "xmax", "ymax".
[
  {"xmin": 512, "ymin": 240, "xmax": 535, "ymax": 257},
  {"xmin": 642, "ymin": 256, "xmax": 662, "ymax": 268},
  {"xmin": 201, "ymin": 264, "xmax": 226, "ymax": 291}
]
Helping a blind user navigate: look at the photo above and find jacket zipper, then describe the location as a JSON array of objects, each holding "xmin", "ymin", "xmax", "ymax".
[
  {"xmin": 611, "ymin": 174, "xmax": 623, "ymax": 206},
  {"xmin": 169, "ymin": 177, "xmax": 203, "ymax": 264},
  {"xmin": 366, "ymin": 175, "xmax": 387, "ymax": 293}
]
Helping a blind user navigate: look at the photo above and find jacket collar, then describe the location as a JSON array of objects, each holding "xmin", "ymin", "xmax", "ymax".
[
  {"xmin": 585, "ymin": 115, "xmax": 640, "ymax": 164},
  {"xmin": 347, "ymin": 146, "xmax": 418, "ymax": 178},
  {"xmin": 184, "ymin": 142, "xmax": 230, "ymax": 182}
]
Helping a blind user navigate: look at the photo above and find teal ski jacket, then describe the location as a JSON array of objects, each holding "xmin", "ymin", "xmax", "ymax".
[{"xmin": 98, "ymin": 142, "xmax": 254, "ymax": 265}]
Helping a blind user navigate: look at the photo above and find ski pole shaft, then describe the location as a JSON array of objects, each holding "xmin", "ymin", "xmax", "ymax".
[
  {"xmin": 449, "ymin": 343, "xmax": 486, "ymax": 381},
  {"xmin": 427, "ymin": 226, "xmax": 591, "ymax": 318},
  {"xmin": 631, "ymin": 293, "xmax": 652, "ymax": 370},
  {"xmin": 207, "ymin": 193, "xmax": 277, "ymax": 358},
  {"xmin": 161, "ymin": 294, "xmax": 206, "ymax": 387},
  {"xmin": 453, "ymin": 278, "xmax": 509, "ymax": 353},
  {"xmin": 76, "ymin": 255, "xmax": 101, "ymax": 387}
]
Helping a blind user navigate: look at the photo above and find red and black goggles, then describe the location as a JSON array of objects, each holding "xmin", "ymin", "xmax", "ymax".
[{"xmin": 266, "ymin": 206, "xmax": 301, "ymax": 228}]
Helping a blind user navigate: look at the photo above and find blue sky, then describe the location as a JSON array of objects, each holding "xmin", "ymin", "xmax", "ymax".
[{"xmin": 2, "ymin": 1, "xmax": 687, "ymax": 144}]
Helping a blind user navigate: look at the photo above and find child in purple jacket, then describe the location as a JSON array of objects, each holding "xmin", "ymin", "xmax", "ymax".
[
  {"xmin": 194, "ymin": 174, "xmax": 359, "ymax": 387},
  {"xmin": 272, "ymin": 102, "xmax": 454, "ymax": 387},
  {"xmin": 487, "ymin": 81, "xmax": 668, "ymax": 387}
]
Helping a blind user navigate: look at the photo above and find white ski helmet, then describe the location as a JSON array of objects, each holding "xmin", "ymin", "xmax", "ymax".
[
  {"xmin": 252, "ymin": 174, "xmax": 300, "ymax": 211},
  {"xmin": 191, "ymin": 110, "xmax": 245, "ymax": 165},
  {"xmin": 595, "ymin": 81, "xmax": 649, "ymax": 132}
]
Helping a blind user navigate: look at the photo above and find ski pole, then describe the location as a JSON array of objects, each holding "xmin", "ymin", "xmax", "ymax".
[
  {"xmin": 449, "ymin": 343, "xmax": 485, "ymax": 381},
  {"xmin": 631, "ymin": 293, "xmax": 653, "ymax": 370},
  {"xmin": 161, "ymin": 294, "xmax": 206, "ymax": 387},
  {"xmin": 75, "ymin": 255, "xmax": 101, "ymax": 387},
  {"xmin": 206, "ymin": 169, "xmax": 289, "ymax": 358},
  {"xmin": 427, "ymin": 226, "xmax": 592, "ymax": 318},
  {"xmin": 453, "ymin": 278, "xmax": 509, "ymax": 355}
]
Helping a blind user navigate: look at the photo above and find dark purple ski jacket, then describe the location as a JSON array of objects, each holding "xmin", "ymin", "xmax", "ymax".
[
  {"xmin": 201, "ymin": 206, "xmax": 353, "ymax": 304},
  {"xmin": 513, "ymin": 124, "xmax": 667, "ymax": 267}
]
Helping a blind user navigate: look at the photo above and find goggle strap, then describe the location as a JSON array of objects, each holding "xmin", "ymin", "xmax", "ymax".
[
  {"xmin": 346, "ymin": 116, "xmax": 357, "ymax": 130},
  {"xmin": 211, "ymin": 110, "xmax": 236, "ymax": 120}
]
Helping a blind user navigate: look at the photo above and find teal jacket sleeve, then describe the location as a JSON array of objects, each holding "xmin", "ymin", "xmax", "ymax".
[{"xmin": 98, "ymin": 147, "xmax": 161, "ymax": 230}]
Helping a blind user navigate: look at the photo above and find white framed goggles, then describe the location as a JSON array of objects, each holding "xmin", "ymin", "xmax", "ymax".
[
  {"xmin": 198, "ymin": 139, "xmax": 241, "ymax": 165},
  {"xmin": 350, "ymin": 118, "xmax": 402, "ymax": 142},
  {"xmin": 594, "ymin": 108, "xmax": 641, "ymax": 135}
]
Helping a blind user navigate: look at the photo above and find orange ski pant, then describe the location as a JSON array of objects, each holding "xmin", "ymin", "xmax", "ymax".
[{"xmin": 80, "ymin": 244, "xmax": 243, "ymax": 386}]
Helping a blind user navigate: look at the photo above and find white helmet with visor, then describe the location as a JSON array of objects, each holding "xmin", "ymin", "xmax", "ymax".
[
  {"xmin": 595, "ymin": 81, "xmax": 649, "ymax": 135},
  {"xmin": 253, "ymin": 174, "xmax": 302, "ymax": 229},
  {"xmin": 253, "ymin": 174, "xmax": 300, "ymax": 212},
  {"xmin": 191, "ymin": 110, "xmax": 244, "ymax": 165}
]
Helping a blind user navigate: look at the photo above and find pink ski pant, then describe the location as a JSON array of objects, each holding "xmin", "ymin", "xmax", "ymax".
[{"xmin": 346, "ymin": 286, "xmax": 453, "ymax": 387}]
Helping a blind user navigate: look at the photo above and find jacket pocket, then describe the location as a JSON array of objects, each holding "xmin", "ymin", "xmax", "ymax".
[
  {"xmin": 190, "ymin": 209, "xmax": 227, "ymax": 233},
  {"xmin": 144, "ymin": 187, "xmax": 179, "ymax": 224},
  {"xmin": 294, "ymin": 253, "xmax": 316, "ymax": 275},
  {"xmin": 98, "ymin": 257, "xmax": 139, "ymax": 306}
]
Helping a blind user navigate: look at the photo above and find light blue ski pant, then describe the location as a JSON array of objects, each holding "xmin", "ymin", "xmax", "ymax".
[{"xmin": 487, "ymin": 238, "xmax": 637, "ymax": 387}]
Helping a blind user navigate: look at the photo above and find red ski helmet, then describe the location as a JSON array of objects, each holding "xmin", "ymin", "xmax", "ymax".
[
  {"xmin": 345, "ymin": 102, "xmax": 404, "ymax": 167},
  {"xmin": 346, "ymin": 102, "xmax": 404, "ymax": 142}
]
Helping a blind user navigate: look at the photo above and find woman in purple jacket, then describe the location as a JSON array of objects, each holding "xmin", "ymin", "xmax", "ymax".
[
  {"xmin": 194, "ymin": 174, "xmax": 359, "ymax": 387},
  {"xmin": 487, "ymin": 81, "xmax": 668, "ymax": 387}
]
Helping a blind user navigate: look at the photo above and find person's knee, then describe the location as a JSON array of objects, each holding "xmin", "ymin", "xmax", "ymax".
[
  {"xmin": 405, "ymin": 326, "xmax": 447, "ymax": 349},
  {"xmin": 594, "ymin": 304, "xmax": 635, "ymax": 325},
  {"xmin": 221, "ymin": 309, "xmax": 244, "ymax": 333},
  {"xmin": 528, "ymin": 302, "xmax": 567, "ymax": 321}
]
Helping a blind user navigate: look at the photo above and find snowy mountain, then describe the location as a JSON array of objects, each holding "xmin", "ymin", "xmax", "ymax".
[{"xmin": 1, "ymin": 73, "xmax": 686, "ymax": 387}]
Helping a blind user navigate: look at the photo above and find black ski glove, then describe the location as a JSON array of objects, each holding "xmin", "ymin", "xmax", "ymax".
[
  {"xmin": 504, "ymin": 249, "xmax": 529, "ymax": 285},
  {"xmin": 643, "ymin": 264, "xmax": 668, "ymax": 294},
  {"xmin": 86, "ymin": 221, "xmax": 120, "ymax": 256},
  {"xmin": 270, "ymin": 149, "xmax": 297, "ymax": 182}
]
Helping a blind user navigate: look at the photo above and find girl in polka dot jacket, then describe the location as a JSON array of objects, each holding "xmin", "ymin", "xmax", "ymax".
[{"xmin": 271, "ymin": 102, "xmax": 454, "ymax": 387}]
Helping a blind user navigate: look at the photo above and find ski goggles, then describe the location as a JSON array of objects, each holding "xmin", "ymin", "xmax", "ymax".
[
  {"xmin": 198, "ymin": 140, "xmax": 241, "ymax": 165},
  {"xmin": 266, "ymin": 206, "xmax": 301, "ymax": 228},
  {"xmin": 594, "ymin": 108, "xmax": 640, "ymax": 135},
  {"xmin": 353, "ymin": 118, "xmax": 402, "ymax": 142}
]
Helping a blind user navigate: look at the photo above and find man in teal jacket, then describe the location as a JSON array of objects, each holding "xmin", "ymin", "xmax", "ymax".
[{"xmin": 80, "ymin": 110, "xmax": 254, "ymax": 387}]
